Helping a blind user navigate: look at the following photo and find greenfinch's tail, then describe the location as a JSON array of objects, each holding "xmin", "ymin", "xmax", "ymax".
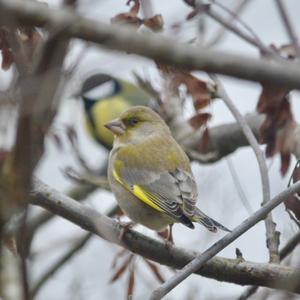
[{"xmin": 192, "ymin": 208, "xmax": 231, "ymax": 233}]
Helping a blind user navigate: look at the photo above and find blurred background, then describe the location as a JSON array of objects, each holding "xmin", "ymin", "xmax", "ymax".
[{"xmin": 1, "ymin": 0, "xmax": 300, "ymax": 299}]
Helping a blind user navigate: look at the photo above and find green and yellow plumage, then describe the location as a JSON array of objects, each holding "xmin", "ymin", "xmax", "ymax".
[{"xmin": 106, "ymin": 106, "xmax": 230, "ymax": 232}]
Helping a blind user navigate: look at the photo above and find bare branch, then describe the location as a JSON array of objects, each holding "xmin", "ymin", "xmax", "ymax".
[
  {"xmin": 149, "ymin": 179, "xmax": 300, "ymax": 298},
  {"xmin": 238, "ymin": 231, "xmax": 300, "ymax": 300},
  {"xmin": 30, "ymin": 233, "xmax": 92, "ymax": 297},
  {"xmin": 184, "ymin": 0, "xmax": 274, "ymax": 56},
  {"xmin": 186, "ymin": 113, "xmax": 300, "ymax": 163},
  {"xmin": 226, "ymin": 157, "xmax": 254, "ymax": 215},
  {"xmin": 2, "ymin": 0, "xmax": 300, "ymax": 89},
  {"xmin": 275, "ymin": 0, "xmax": 300, "ymax": 59},
  {"xmin": 28, "ymin": 178, "xmax": 300, "ymax": 296},
  {"xmin": 207, "ymin": 0, "xmax": 252, "ymax": 47},
  {"xmin": 212, "ymin": 75, "xmax": 280, "ymax": 263}
]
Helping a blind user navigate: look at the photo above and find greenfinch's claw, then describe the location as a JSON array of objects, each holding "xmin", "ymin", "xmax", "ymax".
[{"xmin": 118, "ymin": 221, "xmax": 135, "ymax": 240}]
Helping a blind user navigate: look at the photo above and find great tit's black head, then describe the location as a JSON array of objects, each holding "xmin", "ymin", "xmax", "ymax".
[{"xmin": 81, "ymin": 73, "xmax": 121, "ymax": 104}]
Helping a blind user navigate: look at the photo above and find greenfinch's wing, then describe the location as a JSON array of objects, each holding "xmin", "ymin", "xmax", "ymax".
[{"xmin": 113, "ymin": 165, "xmax": 198, "ymax": 228}]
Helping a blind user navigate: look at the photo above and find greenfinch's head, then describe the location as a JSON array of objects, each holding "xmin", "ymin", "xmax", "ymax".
[{"xmin": 104, "ymin": 106, "xmax": 170, "ymax": 145}]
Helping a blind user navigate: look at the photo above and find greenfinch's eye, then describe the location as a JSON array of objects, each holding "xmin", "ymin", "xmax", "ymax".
[{"xmin": 127, "ymin": 117, "xmax": 139, "ymax": 126}]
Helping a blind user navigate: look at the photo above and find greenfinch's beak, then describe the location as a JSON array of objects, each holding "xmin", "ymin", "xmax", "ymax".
[{"xmin": 104, "ymin": 119, "xmax": 126, "ymax": 135}]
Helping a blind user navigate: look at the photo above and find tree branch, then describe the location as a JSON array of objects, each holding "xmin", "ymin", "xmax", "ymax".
[
  {"xmin": 212, "ymin": 75, "xmax": 279, "ymax": 264},
  {"xmin": 30, "ymin": 203, "xmax": 120, "ymax": 297},
  {"xmin": 207, "ymin": 0, "xmax": 253, "ymax": 47},
  {"xmin": 2, "ymin": 0, "xmax": 300, "ymax": 89},
  {"xmin": 275, "ymin": 0, "xmax": 300, "ymax": 59},
  {"xmin": 185, "ymin": 0, "xmax": 274, "ymax": 56},
  {"xmin": 186, "ymin": 113, "xmax": 300, "ymax": 163},
  {"xmin": 238, "ymin": 231, "xmax": 300, "ymax": 300},
  {"xmin": 28, "ymin": 178, "xmax": 300, "ymax": 296},
  {"xmin": 31, "ymin": 233, "xmax": 92, "ymax": 298},
  {"xmin": 149, "ymin": 184, "xmax": 300, "ymax": 299}
]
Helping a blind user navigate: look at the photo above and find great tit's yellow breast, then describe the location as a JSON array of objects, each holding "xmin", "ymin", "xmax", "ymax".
[{"xmin": 88, "ymin": 97, "xmax": 130, "ymax": 147}]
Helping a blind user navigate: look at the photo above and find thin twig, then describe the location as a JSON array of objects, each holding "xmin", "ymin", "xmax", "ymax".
[
  {"xmin": 62, "ymin": 167, "xmax": 110, "ymax": 191},
  {"xmin": 212, "ymin": 75, "xmax": 280, "ymax": 263},
  {"xmin": 275, "ymin": 0, "xmax": 300, "ymax": 59},
  {"xmin": 148, "ymin": 179, "xmax": 300, "ymax": 300},
  {"xmin": 30, "ymin": 233, "xmax": 92, "ymax": 297},
  {"xmin": 207, "ymin": 0, "xmax": 254, "ymax": 47},
  {"xmin": 184, "ymin": 0, "xmax": 275, "ymax": 56},
  {"xmin": 30, "ymin": 204, "xmax": 119, "ymax": 297},
  {"xmin": 226, "ymin": 157, "xmax": 254, "ymax": 215},
  {"xmin": 238, "ymin": 231, "xmax": 300, "ymax": 300}
]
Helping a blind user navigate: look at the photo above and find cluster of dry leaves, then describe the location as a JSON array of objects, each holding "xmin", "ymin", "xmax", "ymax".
[
  {"xmin": 0, "ymin": 26, "xmax": 42, "ymax": 71},
  {"xmin": 110, "ymin": 250, "xmax": 165, "ymax": 299},
  {"xmin": 111, "ymin": 0, "xmax": 163, "ymax": 32},
  {"xmin": 257, "ymin": 85, "xmax": 295, "ymax": 175}
]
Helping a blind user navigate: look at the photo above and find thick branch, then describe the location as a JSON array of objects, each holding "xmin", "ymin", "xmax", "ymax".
[
  {"xmin": 29, "ymin": 179, "xmax": 300, "ymax": 295},
  {"xmin": 186, "ymin": 114, "xmax": 300, "ymax": 163},
  {"xmin": 2, "ymin": 0, "xmax": 300, "ymax": 89}
]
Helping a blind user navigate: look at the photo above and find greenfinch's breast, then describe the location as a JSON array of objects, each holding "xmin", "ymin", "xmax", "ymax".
[{"xmin": 116, "ymin": 136, "xmax": 191, "ymax": 172}]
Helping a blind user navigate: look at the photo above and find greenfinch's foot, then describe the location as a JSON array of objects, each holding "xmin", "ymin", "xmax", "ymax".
[
  {"xmin": 157, "ymin": 224, "xmax": 174, "ymax": 248},
  {"xmin": 118, "ymin": 221, "xmax": 135, "ymax": 240}
]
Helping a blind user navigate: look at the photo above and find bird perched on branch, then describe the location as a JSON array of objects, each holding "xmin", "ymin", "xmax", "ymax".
[
  {"xmin": 79, "ymin": 73, "xmax": 152, "ymax": 149},
  {"xmin": 105, "ymin": 106, "xmax": 230, "ymax": 237}
]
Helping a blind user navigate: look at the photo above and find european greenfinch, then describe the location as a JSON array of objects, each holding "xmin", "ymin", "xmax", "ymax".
[
  {"xmin": 106, "ymin": 106, "xmax": 229, "ymax": 233},
  {"xmin": 79, "ymin": 73, "xmax": 152, "ymax": 149}
]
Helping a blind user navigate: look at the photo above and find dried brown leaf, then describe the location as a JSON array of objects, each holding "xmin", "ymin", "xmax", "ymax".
[
  {"xmin": 127, "ymin": 0, "xmax": 140, "ymax": 15},
  {"xmin": 144, "ymin": 259, "xmax": 165, "ymax": 284},
  {"xmin": 198, "ymin": 127, "xmax": 210, "ymax": 153},
  {"xmin": 157, "ymin": 228, "xmax": 168, "ymax": 240},
  {"xmin": 0, "ymin": 28, "xmax": 14, "ymax": 70},
  {"xmin": 293, "ymin": 163, "xmax": 300, "ymax": 182},
  {"xmin": 285, "ymin": 197, "xmax": 300, "ymax": 225},
  {"xmin": 111, "ymin": 248, "xmax": 128, "ymax": 269},
  {"xmin": 110, "ymin": 256, "xmax": 132, "ymax": 283},
  {"xmin": 189, "ymin": 112, "xmax": 211, "ymax": 130},
  {"xmin": 280, "ymin": 153, "xmax": 291, "ymax": 176},
  {"xmin": 127, "ymin": 267, "xmax": 135, "ymax": 299},
  {"xmin": 111, "ymin": 0, "xmax": 142, "ymax": 28},
  {"xmin": 144, "ymin": 14, "xmax": 164, "ymax": 32},
  {"xmin": 172, "ymin": 72, "xmax": 212, "ymax": 111},
  {"xmin": 285, "ymin": 162, "xmax": 300, "ymax": 224},
  {"xmin": 1, "ymin": 46, "xmax": 14, "ymax": 70},
  {"xmin": 257, "ymin": 85, "xmax": 295, "ymax": 175}
]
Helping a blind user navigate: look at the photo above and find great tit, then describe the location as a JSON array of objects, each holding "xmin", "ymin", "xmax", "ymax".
[{"xmin": 79, "ymin": 73, "xmax": 152, "ymax": 149}]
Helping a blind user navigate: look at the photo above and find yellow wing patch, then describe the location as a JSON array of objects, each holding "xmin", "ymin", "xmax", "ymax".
[{"xmin": 112, "ymin": 169, "xmax": 163, "ymax": 212}]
